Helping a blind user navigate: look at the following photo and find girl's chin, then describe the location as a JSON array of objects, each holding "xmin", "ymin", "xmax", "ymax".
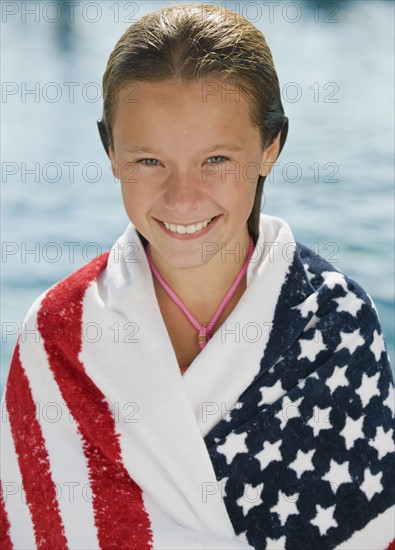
[{"xmin": 150, "ymin": 245, "xmax": 213, "ymax": 270}]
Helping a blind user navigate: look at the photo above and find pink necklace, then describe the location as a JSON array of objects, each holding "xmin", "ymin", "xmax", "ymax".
[{"xmin": 146, "ymin": 238, "xmax": 254, "ymax": 350}]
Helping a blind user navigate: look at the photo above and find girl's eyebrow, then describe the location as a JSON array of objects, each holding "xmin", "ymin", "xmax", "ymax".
[
  {"xmin": 203, "ymin": 143, "xmax": 243, "ymax": 153},
  {"xmin": 125, "ymin": 143, "xmax": 243, "ymax": 154}
]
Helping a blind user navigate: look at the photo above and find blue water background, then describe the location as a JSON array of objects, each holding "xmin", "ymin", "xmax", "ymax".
[{"xmin": 1, "ymin": 0, "xmax": 394, "ymax": 399}]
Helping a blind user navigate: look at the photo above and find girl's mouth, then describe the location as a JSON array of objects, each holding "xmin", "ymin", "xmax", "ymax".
[
  {"xmin": 155, "ymin": 215, "xmax": 220, "ymax": 239},
  {"xmin": 162, "ymin": 217, "xmax": 214, "ymax": 235}
]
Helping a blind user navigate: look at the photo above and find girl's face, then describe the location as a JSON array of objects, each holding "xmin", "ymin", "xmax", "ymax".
[{"xmin": 109, "ymin": 78, "xmax": 277, "ymax": 269}]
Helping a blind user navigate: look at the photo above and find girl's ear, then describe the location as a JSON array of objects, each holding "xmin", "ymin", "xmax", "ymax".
[
  {"xmin": 97, "ymin": 119, "xmax": 111, "ymax": 156},
  {"xmin": 108, "ymin": 147, "xmax": 120, "ymax": 180},
  {"xmin": 259, "ymin": 130, "xmax": 282, "ymax": 177}
]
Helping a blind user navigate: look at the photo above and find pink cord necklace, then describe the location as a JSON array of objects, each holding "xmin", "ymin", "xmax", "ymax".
[{"xmin": 146, "ymin": 238, "xmax": 254, "ymax": 350}]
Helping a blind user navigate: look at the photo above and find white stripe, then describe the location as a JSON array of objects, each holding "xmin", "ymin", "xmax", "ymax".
[
  {"xmin": 1, "ymin": 399, "xmax": 36, "ymax": 549},
  {"xmin": 336, "ymin": 504, "xmax": 395, "ymax": 549},
  {"xmin": 17, "ymin": 302, "xmax": 100, "ymax": 550},
  {"xmin": 79, "ymin": 272, "xmax": 241, "ymax": 542}
]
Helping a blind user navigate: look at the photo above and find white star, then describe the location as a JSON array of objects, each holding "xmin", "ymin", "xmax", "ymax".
[
  {"xmin": 368, "ymin": 426, "xmax": 395, "ymax": 459},
  {"xmin": 217, "ymin": 431, "xmax": 248, "ymax": 465},
  {"xmin": 307, "ymin": 406, "xmax": 333, "ymax": 437},
  {"xmin": 303, "ymin": 263, "xmax": 316, "ymax": 282},
  {"xmin": 340, "ymin": 415, "xmax": 365, "ymax": 450},
  {"xmin": 370, "ymin": 330, "xmax": 386, "ymax": 361},
  {"xmin": 360, "ymin": 468, "xmax": 383, "ymax": 501},
  {"xmin": 334, "ymin": 293, "xmax": 364, "ymax": 316},
  {"xmin": 258, "ymin": 380, "xmax": 284, "ymax": 406},
  {"xmin": 298, "ymin": 330, "xmax": 326, "ymax": 362},
  {"xmin": 293, "ymin": 292, "xmax": 319, "ymax": 317},
  {"xmin": 289, "ymin": 449, "xmax": 315, "ymax": 479},
  {"xmin": 266, "ymin": 535, "xmax": 287, "ymax": 549},
  {"xmin": 335, "ymin": 329, "xmax": 365, "ymax": 354},
  {"xmin": 322, "ymin": 271, "xmax": 348, "ymax": 291},
  {"xmin": 237, "ymin": 482, "xmax": 263, "ymax": 516},
  {"xmin": 322, "ymin": 460, "xmax": 352, "ymax": 493},
  {"xmin": 383, "ymin": 384, "xmax": 394, "ymax": 416},
  {"xmin": 255, "ymin": 440, "xmax": 283, "ymax": 470},
  {"xmin": 325, "ymin": 365, "xmax": 349, "ymax": 394},
  {"xmin": 270, "ymin": 491, "xmax": 299, "ymax": 526},
  {"xmin": 275, "ymin": 397, "xmax": 303, "ymax": 430},
  {"xmin": 311, "ymin": 504, "xmax": 338, "ymax": 535},
  {"xmin": 298, "ymin": 378, "xmax": 307, "ymax": 389},
  {"xmin": 355, "ymin": 372, "xmax": 381, "ymax": 408}
]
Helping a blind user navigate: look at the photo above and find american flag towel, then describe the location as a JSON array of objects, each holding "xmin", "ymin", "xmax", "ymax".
[{"xmin": 1, "ymin": 214, "xmax": 394, "ymax": 550}]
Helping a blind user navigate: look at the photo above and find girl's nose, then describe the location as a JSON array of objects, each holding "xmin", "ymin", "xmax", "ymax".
[{"xmin": 162, "ymin": 172, "xmax": 203, "ymax": 213}]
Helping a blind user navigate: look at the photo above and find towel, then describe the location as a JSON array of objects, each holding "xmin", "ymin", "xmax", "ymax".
[{"xmin": 1, "ymin": 214, "xmax": 394, "ymax": 550}]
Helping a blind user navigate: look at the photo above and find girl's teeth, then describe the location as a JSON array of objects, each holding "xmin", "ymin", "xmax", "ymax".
[{"xmin": 163, "ymin": 218, "xmax": 213, "ymax": 234}]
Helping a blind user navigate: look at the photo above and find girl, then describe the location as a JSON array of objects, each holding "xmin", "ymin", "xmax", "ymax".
[{"xmin": 1, "ymin": 4, "xmax": 394, "ymax": 549}]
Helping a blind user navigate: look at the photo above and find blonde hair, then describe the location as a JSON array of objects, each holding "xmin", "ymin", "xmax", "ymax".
[{"xmin": 99, "ymin": 3, "xmax": 288, "ymax": 243}]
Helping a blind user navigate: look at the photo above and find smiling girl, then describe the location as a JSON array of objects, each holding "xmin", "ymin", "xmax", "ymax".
[
  {"xmin": 1, "ymin": 4, "xmax": 394, "ymax": 550},
  {"xmin": 106, "ymin": 77, "xmax": 282, "ymax": 371}
]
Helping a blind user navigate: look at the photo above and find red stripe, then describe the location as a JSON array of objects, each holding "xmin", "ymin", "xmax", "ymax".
[
  {"xmin": 0, "ymin": 482, "xmax": 13, "ymax": 550},
  {"xmin": 5, "ymin": 342, "xmax": 68, "ymax": 549},
  {"xmin": 386, "ymin": 539, "xmax": 395, "ymax": 550},
  {"xmin": 37, "ymin": 252, "xmax": 153, "ymax": 550}
]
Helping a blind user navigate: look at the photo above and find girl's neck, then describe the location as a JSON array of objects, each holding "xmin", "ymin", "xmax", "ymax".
[{"xmin": 147, "ymin": 229, "xmax": 252, "ymax": 307}]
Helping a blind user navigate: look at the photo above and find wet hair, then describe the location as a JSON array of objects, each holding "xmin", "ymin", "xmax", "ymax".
[{"xmin": 98, "ymin": 3, "xmax": 288, "ymax": 244}]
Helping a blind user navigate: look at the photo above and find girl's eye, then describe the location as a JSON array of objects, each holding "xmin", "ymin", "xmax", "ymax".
[
  {"xmin": 138, "ymin": 158, "xmax": 160, "ymax": 166},
  {"xmin": 207, "ymin": 156, "xmax": 228, "ymax": 164},
  {"xmin": 137, "ymin": 156, "xmax": 229, "ymax": 166}
]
